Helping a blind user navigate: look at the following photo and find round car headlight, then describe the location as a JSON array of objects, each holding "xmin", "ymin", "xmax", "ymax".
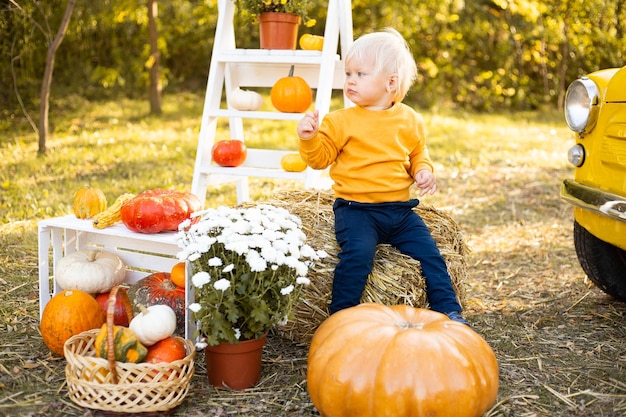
[
  {"xmin": 567, "ymin": 144, "xmax": 585, "ymax": 167},
  {"xmin": 564, "ymin": 78, "xmax": 600, "ymax": 133}
]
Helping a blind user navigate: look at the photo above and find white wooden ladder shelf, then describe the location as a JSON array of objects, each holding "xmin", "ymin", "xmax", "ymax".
[{"xmin": 191, "ymin": 0, "xmax": 353, "ymax": 204}]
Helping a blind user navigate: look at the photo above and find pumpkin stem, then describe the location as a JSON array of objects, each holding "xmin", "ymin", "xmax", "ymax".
[
  {"xmin": 86, "ymin": 249, "xmax": 100, "ymax": 262},
  {"xmin": 396, "ymin": 321, "xmax": 425, "ymax": 330},
  {"xmin": 138, "ymin": 304, "xmax": 150, "ymax": 315},
  {"xmin": 288, "ymin": 64, "xmax": 295, "ymax": 77},
  {"xmin": 162, "ymin": 278, "xmax": 178, "ymax": 291}
]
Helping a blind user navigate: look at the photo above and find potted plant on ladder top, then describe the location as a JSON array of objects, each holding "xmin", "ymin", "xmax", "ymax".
[{"xmin": 233, "ymin": 0, "xmax": 317, "ymax": 49}]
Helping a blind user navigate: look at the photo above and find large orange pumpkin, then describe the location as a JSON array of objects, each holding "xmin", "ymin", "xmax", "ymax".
[
  {"xmin": 40, "ymin": 289, "xmax": 105, "ymax": 356},
  {"xmin": 307, "ymin": 303, "xmax": 499, "ymax": 417},
  {"xmin": 270, "ymin": 65, "xmax": 312, "ymax": 113}
]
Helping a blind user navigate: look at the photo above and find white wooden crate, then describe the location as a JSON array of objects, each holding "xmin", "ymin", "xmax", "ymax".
[{"xmin": 38, "ymin": 215, "xmax": 195, "ymax": 339}]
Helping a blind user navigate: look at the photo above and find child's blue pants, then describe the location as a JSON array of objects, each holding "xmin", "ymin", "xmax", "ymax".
[{"xmin": 329, "ymin": 198, "xmax": 463, "ymax": 314}]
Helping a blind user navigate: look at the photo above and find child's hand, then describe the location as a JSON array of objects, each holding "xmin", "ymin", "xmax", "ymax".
[
  {"xmin": 297, "ymin": 110, "xmax": 319, "ymax": 139},
  {"xmin": 414, "ymin": 169, "xmax": 437, "ymax": 196}
]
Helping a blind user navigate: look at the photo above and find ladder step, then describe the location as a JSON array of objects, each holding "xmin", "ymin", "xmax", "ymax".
[
  {"xmin": 198, "ymin": 166, "xmax": 309, "ymax": 181},
  {"xmin": 218, "ymin": 49, "xmax": 336, "ymax": 64},
  {"xmin": 205, "ymin": 110, "xmax": 305, "ymax": 120}
]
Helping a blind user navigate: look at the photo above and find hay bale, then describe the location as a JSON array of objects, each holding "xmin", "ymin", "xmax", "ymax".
[{"xmin": 247, "ymin": 190, "xmax": 469, "ymax": 343}]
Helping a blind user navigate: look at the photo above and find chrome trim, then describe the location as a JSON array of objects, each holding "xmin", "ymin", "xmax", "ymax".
[{"xmin": 561, "ymin": 179, "xmax": 626, "ymax": 223}]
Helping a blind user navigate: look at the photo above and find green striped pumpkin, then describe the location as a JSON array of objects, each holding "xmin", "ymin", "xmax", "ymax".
[{"xmin": 94, "ymin": 323, "xmax": 147, "ymax": 363}]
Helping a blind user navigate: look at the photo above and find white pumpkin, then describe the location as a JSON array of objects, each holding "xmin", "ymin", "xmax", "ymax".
[
  {"xmin": 55, "ymin": 249, "xmax": 126, "ymax": 294},
  {"xmin": 230, "ymin": 88, "xmax": 264, "ymax": 111},
  {"xmin": 129, "ymin": 304, "xmax": 177, "ymax": 346}
]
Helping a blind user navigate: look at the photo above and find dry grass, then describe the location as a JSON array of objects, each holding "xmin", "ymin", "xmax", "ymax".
[{"xmin": 1, "ymin": 108, "xmax": 625, "ymax": 416}]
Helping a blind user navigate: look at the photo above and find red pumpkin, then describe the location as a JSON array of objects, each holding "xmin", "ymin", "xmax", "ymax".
[
  {"xmin": 120, "ymin": 189, "xmax": 201, "ymax": 234},
  {"xmin": 127, "ymin": 272, "xmax": 186, "ymax": 336},
  {"xmin": 95, "ymin": 287, "xmax": 134, "ymax": 327},
  {"xmin": 145, "ymin": 337, "xmax": 187, "ymax": 364},
  {"xmin": 307, "ymin": 303, "xmax": 499, "ymax": 417},
  {"xmin": 212, "ymin": 139, "xmax": 247, "ymax": 167}
]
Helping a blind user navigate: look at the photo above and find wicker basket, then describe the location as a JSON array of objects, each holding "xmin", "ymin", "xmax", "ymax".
[{"xmin": 63, "ymin": 286, "xmax": 196, "ymax": 413}]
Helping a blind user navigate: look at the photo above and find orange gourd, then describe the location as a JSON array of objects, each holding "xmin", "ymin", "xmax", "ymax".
[
  {"xmin": 270, "ymin": 65, "xmax": 312, "ymax": 113},
  {"xmin": 280, "ymin": 153, "xmax": 307, "ymax": 172},
  {"xmin": 170, "ymin": 262, "xmax": 186, "ymax": 289},
  {"xmin": 307, "ymin": 303, "xmax": 499, "ymax": 417},
  {"xmin": 145, "ymin": 336, "xmax": 187, "ymax": 364},
  {"xmin": 299, "ymin": 34, "xmax": 324, "ymax": 51},
  {"xmin": 73, "ymin": 186, "xmax": 107, "ymax": 219},
  {"xmin": 40, "ymin": 289, "xmax": 106, "ymax": 356}
]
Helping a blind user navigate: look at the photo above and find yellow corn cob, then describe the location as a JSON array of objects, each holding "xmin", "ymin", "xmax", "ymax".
[{"xmin": 92, "ymin": 193, "xmax": 136, "ymax": 229}]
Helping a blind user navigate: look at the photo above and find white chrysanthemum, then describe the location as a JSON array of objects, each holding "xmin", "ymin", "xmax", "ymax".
[
  {"xmin": 214, "ymin": 278, "xmax": 231, "ymax": 291},
  {"xmin": 272, "ymin": 239, "xmax": 289, "ymax": 255},
  {"xmin": 208, "ymin": 257, "xmax": 223, "ymax": 267},
  {"xmin": 261, "ymin": 245, "xmax": 280, "ymax": 264},
  {"xmin": 223, "ymin": 263, "xmax": 235, "ymax": 273},
  {"xmin": 280, "ymin": 284, "xmax": 294, "ymax": 295},
  {"xmin": 296, "ymin": 276, "xmax": 311, "ymax": 285},
  {"xmin": 246, "ymin": 249, "xmax": 267, "ymax": 272},
  {"xmin": 300, "ymin": 244, "xmax": 319, "ymax": 260},
  {"xmin": 234, "ymin": 328, "xmax": 241, "ymax": 340},
  {"xmin": 189, "ymin": 302, "xmax": 202, "ymax": 313},
  {"xmin": 192, "ymin": 271, "xmax": 211, "ymax": 288}
]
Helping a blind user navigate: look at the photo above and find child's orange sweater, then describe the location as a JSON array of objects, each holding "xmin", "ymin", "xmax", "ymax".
[{"xmin": 298, "ymin": 103, "xmax": 434, "ymax": 203}]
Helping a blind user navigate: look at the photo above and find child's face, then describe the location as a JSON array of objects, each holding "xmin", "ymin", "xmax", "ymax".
[{"xmin": 344, "ymin": 57, "xmax": 396, "ymax": 110}]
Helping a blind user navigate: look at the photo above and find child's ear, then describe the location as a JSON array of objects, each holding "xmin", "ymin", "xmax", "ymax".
[{"xmin": 387, "ymin": 74, "xmax": 399, "ymax": 93}]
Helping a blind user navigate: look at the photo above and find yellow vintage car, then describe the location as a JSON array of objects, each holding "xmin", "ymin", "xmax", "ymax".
[{"xmin": 560, "ymin": 65, "xmax": 626, "ymax": 301}]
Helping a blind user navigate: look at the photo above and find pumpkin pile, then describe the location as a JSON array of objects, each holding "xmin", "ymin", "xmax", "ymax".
[
  {"xmin": 94, "ymin": 287, "xmax": 185, "ymax": 366},
  {"xmin": 62, "ymin": 284, "xmax": 195, "ymax": 413},
  {"xmin": 75, "ymin": 187, "xmax": 201, "ymax": 232},
  {"xmin": 40, "ymin": 249, "xmax": 188, "ymax": 357}
]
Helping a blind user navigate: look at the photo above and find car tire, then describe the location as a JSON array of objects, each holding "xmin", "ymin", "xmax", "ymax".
[{"xmin": 573, "ymin": 221, "xmax": 626, "ymax": 301}]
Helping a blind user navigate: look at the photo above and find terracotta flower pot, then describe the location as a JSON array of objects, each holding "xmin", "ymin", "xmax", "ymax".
[
  {"xmin": 204, "ymin": 333, "xmax": 267, "ymax": 390},
  {"xmin": 259, "ymin": 12, "xmax": 301, "ymax": 50}
]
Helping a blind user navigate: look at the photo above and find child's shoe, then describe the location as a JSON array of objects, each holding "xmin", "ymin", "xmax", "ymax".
[{"xmin": 445, "ymin": 311, "xmax": 471, "ymax": 327}]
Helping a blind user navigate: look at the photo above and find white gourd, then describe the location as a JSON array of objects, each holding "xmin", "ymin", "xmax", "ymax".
[
  {"xmin": 129, "ymin": 304, "xmax": 177, "ymax": 346},
  {"xmin": 230, "ymin": 88, "xmax": 264, "ymax": 111},
  {"xmin": 55, "ymin": 249, "xmax": 126, "ymax": 293}
]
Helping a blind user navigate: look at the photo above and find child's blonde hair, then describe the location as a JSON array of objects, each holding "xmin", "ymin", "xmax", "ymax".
[{"xmin": 345, "ymin": 28, "xmax": 418, "ymax": 101}]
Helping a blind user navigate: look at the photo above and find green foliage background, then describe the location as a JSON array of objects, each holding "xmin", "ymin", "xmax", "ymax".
[{"xmin": 1, "ymin": 0, "xmax": 625, "ymax": 120}]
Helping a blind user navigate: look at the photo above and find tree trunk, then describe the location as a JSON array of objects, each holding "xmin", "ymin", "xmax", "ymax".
[
  {"xmin": 148, "ymin": 0, "xmax": 162, "ymax": 114},
  {"xmin": 38, "ymin": 0, "xmax": 77, "ymax": 155}
]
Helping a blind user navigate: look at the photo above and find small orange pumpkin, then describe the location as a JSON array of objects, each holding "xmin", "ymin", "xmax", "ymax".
[
  {"xmin": 299, "ymin": 34, "xmax": 324, "ymax": 51},
  {"xmin": 280, "ymin": 153, "xmax": 307, "ymax": 172},
  {"xmin": 270, "ymin": 65, "xmax": 312, "ymax": 113},
  {"xmin": 307, "ymin": 303, "xmax": 499, "ymax": 417},
  {"xmin": 40, "ymin": 289, "xmax": 105, "ymax": 356},
  {"xmin": 170, "ymin": 262, "xmax": 186, "ymax": 289},
  {"xmin": 73, "ymin": 186, "xmax": 107, "ymax": 219},
  {"xmin": 145, "ymin": 336, "xmax": 187, "ymax": 364}
]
